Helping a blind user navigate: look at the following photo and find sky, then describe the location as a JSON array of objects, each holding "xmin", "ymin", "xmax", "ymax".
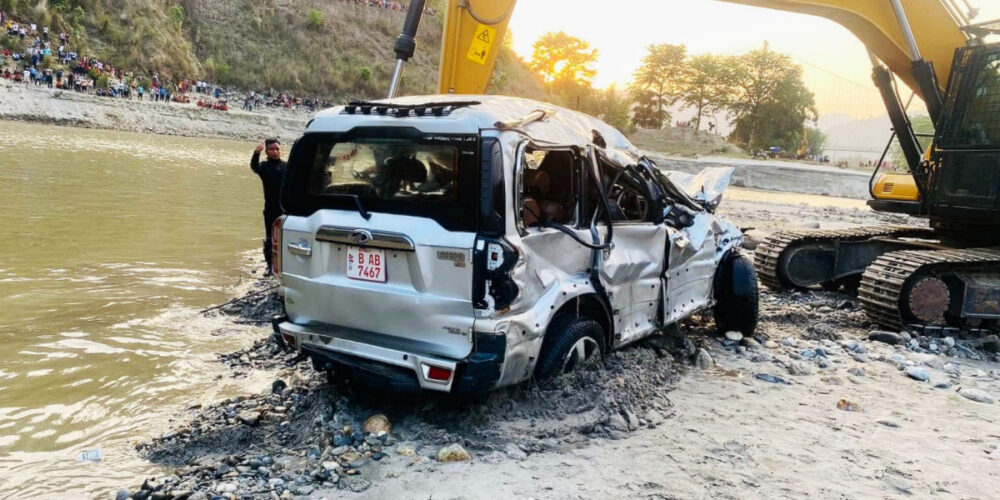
[{"xmin": 507, "ymin": 0, "xmax": 1000, "ymax": 119}]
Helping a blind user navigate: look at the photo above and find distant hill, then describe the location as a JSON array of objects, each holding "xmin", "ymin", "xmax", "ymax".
[
  {"xmin": 1, "ymin": 0, "xmax": 548, "ymax": 101},
  {"xmin": 629, "ymin": 127, "xmax": 747, "ymax": 158}
]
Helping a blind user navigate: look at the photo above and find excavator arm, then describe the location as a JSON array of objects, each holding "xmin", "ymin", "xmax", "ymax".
[
  {"xmin": 719, "ymin": 0, "xmax": 967, "ymax": 105},
  {"xmin": 438, "ymin": 0, "xmax": 517, "ymax": 94}
]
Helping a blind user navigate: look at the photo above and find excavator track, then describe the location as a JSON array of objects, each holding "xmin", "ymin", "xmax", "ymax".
[
  {"xmin": 753, "ymin": 226, "xmax": 934, "ymax": 290},
  {"xmin": 859, "ymin": 248, "xmax": 1000, "ymax": 331}
]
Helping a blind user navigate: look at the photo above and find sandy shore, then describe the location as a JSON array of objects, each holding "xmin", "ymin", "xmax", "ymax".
[
  {"xmin": 108, "ymin": 193, "xmax": 1000, "ymax": 500},
  {"xmin": 0, "ymin": 79, "xmax": 308, "ymax": 142}
]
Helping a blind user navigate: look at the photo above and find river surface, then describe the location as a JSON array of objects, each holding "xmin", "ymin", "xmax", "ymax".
[{"xmin": 0, "ymin": 122, "xmax": 275, "ymax": 497}]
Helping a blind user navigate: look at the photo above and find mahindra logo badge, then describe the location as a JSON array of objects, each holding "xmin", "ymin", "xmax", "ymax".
[{"xmin": 350, "ymin": 229, "xmax": 373, "ymax": 244}]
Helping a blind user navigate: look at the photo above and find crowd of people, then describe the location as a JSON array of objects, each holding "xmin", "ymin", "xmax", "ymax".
[{"xmin": 0, "ymin": 11, "xmax": 331, "ymax": 114}]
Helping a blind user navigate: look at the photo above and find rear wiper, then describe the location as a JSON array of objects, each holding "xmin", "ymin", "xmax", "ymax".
[{"xmin": 331, "ymin": 194, "xmax": 372, "ymax": 220}]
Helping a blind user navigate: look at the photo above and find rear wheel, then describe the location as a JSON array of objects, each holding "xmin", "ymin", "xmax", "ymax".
[
  {"xmin": 714, "ymin": 252, "xmax": 759, "ymax": 336},
  {"xmin": 534, "ymin": 317, "xmax": 604, "ymax": 382}
]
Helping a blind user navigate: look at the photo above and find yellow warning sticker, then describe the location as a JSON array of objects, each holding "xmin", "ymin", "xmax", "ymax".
[{"xmin": 466, "ymin": 23, "xmax": 496, "ymax": 65}]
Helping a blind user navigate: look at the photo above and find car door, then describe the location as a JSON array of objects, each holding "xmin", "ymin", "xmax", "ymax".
[{"xmin": 591, "ymin": 150, "xmax": 669, "ymax": 346}]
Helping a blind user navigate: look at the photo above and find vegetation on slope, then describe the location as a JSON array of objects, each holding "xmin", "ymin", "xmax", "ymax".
[{"xmin": 0, "ymin": 0, "xmax": 547, "ymax": 101}]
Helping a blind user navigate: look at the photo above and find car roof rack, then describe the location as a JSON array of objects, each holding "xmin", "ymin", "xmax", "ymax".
[{"xmin": 341, "ymin": 100, "xmax": 481, "ymax": 118}]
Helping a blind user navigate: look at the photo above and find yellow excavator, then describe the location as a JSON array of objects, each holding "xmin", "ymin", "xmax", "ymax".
[
  {"xmin": 718, "ymin": 0, "xmax": 1000, "ymax": 335},
  {"xmin": 388, "ymin": 0, "xmax": 1000, "ymax": 335}
]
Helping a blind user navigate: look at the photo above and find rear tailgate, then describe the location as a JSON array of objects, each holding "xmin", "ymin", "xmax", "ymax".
[{"xmin": 280, "ymin": 210, "xmax": 476, "ymax": 360}]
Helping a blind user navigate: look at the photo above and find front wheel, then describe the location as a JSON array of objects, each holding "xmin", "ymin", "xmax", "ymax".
[
  {"xmin": 534, "ymin": 317, "xmax": 604, "ymax": 382},
  {"xmin": 713, "ymin": 252, "xmax": 759, "ymax": 336}
]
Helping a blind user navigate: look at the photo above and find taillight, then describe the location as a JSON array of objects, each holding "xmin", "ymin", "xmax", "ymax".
[
  {"xmin": 271, "ymin": 216, "xmax": 286, "ymax": 276},
  {"xmin": 473, "ymin": 237, "xmax": 519, "ymax": 312},
  {"xmin": 424, "ymin": 364, "xmax": 453, "ymax": 382}
]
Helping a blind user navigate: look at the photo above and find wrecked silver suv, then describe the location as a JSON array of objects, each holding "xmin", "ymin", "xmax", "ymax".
[{"xmin": 273, "ymin": 95, "xmax": 756, "ymax": 395}]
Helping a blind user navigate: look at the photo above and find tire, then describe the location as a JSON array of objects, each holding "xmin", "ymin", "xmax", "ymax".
[
  {"xmin": 533, "ymin": 316, "xmax": 604, "ymax": 382},
  {"xmin": 714, "ymin": 251, "xmax": 759, "ymax": 336}
]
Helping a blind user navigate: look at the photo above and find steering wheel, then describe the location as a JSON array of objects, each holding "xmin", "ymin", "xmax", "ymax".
[{"xmin": 610, "ymin": 185, "xmax": 647, "ymax": 220}]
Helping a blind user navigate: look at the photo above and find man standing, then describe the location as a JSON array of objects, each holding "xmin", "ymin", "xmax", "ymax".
[{"xmin": 251, "ymin": 139, "xmax": 287, "ymax": 275}]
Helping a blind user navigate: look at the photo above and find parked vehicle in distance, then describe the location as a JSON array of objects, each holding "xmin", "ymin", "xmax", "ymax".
[{"xmin": 272, "ymin": 95, "xmax": 757, "ymax": 395}]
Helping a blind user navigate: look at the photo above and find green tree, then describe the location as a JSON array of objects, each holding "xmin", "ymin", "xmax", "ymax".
[
  {"xmin": 681, "ymin": 53, "xmax": 735, "ymax": 131},
  {"xmin": 629, "ymin": 44, "xmax": 687, "ymax": 129},
  {"xmin": 727, "ymin": 44, "xmax": 817, "ymax": 151},
  {"xmin": 529, "ymin": 31, "xmax": 598, "ymax": 110},
  {"xmin": 594, "ymin": 85, "xmax": 634, "ymax": 134},
  {"xmin": 804, "ymin": 127, "xmax": 827, "ymax": 155}
]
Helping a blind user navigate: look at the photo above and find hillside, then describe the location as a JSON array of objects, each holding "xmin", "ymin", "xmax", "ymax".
[
  {"xmin": 629, "ymin": 127, "xmax": 747, "ymax": 158},
  {"xmin": 1, "ymin": 0, "xmax": 548, "ymax": 100}
]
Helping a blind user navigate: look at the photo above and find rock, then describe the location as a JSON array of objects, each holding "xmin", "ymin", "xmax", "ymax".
[
  {"xmin": 801, "ymin": 349, "xmax": 817, "ymax": 359},
  {"xmin": 187, "ymin": 492, "xmax": 208, "ymax": 500},
  {"xmin": 237, "ymin": 411, "xmax": 261, "ymax": 426},
  {"xmin": 725, "ymin": 331, "xmax": 743, "ymax": 342},
  {"xmin": 836, "ymin": 300, "xmax": 855, "ymax": 310},
  {"xmin": 933, "ymin": 380, "xmax": 952, "ymax": 389},
  {"xmin": 329, "ymin": 445, "xmax": 351, "ymax": 456},
  {"xmin": 161, "ymin": 430, "xmax": 177, "ymax": 441},
  {"xmin": 292, "ymin": 484, "xmax": 315, "ymax": 495},
  {"xmin": 742, "ymin": 229, "xmax": 768, "ymax": 250},
  {"xmin": 959, "ymin": 388, "xmax": 995, "ymax": 404},
  {"xmin": 332, "ymin": 433, "xmax": 352, "ymax": 447},
  {"xmin": 969, "ymin": 335, "xmax": 1000, "ymax": 353},
  {"xmin": 877, "ymin": 420, "xmax": 901, "ymax": 428},
  {"xmin": 214, "ymin": 464, "xmax": 232, "ymax": 479},
  {"xmin": 851, "ymin": 352, "xmax": 871, "ymax": 363},
  {"xmin": 504, "ymin": 443, "xmax": 527, "ymax": 461},
  {"xmin": 624, "ymin": 409, "xmax": 640, "ymax": 431},
  {"xmin": 764, "ymin": 340, "xmax": 779, "ymax": 349},
  {"xmin": 115, "ymin": 490, "xmax": 130, "ymax": 500},
  {"xmin": 607, "ymin": 413, "xmax": 629, "ymax": 432},
  {"xmin": 695, "ymin": 348, "xmax": 714, "ymax": 370},
  {"xmin": 868, "ymin": 331, "xmax": 901, "ymax": 345},
  {"xmin": 396, "ymin": 445, "xmax": 417, "ymax": 457},
  {"xmin": 215, "ymin": 482, "xmax": 237, "ymax": 493},
  {"xmin": 810, "ymin": 323, "xmax": 837, "ymax": 339},
  {"xmin": 272, "ymin": 379, "xmax": 287, "ymax": 394},
  {"xmin": 836, "ymin": 399, "xmax": 861, "ymax": 412},
  {"xmin": 942, "ymin": 336, "xmax": 956, "ymax": 348},
  {"xmin": 781, "ymin": 337, "xmax": 798, "ymax": 347},
  {"xmin": 755, "ymin": 373, "xmax": 792, "ymax": 385},
  {"xmin": 363, "ymin": 414, "xmax": 392, "ymax": 435},
  {"xmin": 436, "ymin": 443, "xmax": 472, "ymax": 462},
  {"xmin": 822, "ymin": 376, "xmax": 844, "ymax": 385},
  {"xmin": 787, "ymin": 361, "xmax": 813, "ymax": 376},
  {"xmin": 280, "ymin": 491, "xmax": 295, "ymax": 500},
  {"xmin": 348, "ymin": 479, "xmax": 371, "ymax": 493},
  {"xmin": 816, "ymin": 356, "xmax": 832, "ymax": 369},
  {"xmin": 904, "ymin": 366, "xmax": 930, "ymax": 382},
  {"xmin": 268, "ymin": 478, "xmax": 286, "ymax": 489}
]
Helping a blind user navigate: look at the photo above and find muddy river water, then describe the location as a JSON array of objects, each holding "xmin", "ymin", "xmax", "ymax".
[
  {"xmin": 0, "ymin": 122, "xmax": 275, "ymax": 496},
  {"xmin": 0, "ymin": 121, "xmax": 868, "ymax": 497}
]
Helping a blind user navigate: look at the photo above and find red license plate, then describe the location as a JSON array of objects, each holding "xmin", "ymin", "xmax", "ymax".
[{"xmin": 346, "ymin": 246, "xmax": 386, "ymax": 283}]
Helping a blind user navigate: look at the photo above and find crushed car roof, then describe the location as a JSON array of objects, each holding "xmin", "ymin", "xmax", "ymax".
[{"xmin": 308, "ymin": 94, "xmax": 638, "ymax": 157}]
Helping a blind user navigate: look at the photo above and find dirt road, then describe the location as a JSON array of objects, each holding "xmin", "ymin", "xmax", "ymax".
[{"xmin": 124, "ymin": 192, "xmax": 1000, "ymax": 500}]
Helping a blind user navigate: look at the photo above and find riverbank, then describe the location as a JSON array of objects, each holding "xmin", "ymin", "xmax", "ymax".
[
  {"xmin": 115, "ymin": 196, "xmax": 1000, "ymax": 499},
  {"xmin": 0, "ymin": 80, "xmax": 308, "ymax": 142}
]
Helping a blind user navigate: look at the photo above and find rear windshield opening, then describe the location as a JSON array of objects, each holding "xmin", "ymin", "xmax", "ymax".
[
  {"xmin": 310, "ymin": 141, "xmax": 459, "ymax": 203},
  {"xmin": 284, "ymin": 130, "xmax": 480, "ymax": 232}
]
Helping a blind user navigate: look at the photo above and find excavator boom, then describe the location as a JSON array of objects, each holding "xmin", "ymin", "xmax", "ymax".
[
  {"xmin": 719, "ymin": 0, "xmax": 967, "ymax": 98},
  {"xmin": 438, "ymin": 0, "xmax": 517, "ymax": 94}
]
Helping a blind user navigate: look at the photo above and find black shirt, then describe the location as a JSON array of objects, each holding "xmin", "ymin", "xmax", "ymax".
[{"xmin": 251, "ymin": 152, "xmax": 287, "ymax": 217}]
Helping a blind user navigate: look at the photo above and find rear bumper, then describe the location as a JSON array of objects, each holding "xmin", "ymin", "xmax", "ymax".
[{"xmin": 276, "ymin": 320, "xmax": 504, "ymax": 394}]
